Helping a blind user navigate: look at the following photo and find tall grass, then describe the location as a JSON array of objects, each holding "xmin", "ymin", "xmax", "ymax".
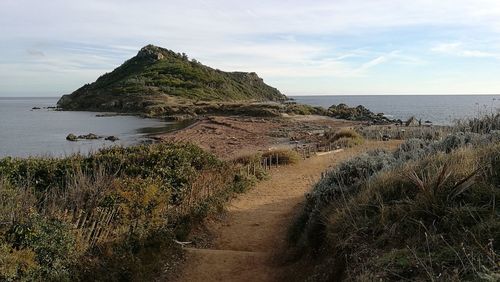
[{"xmin": 324, "ymin": 128, "xmax": 365, "ymax": 148}]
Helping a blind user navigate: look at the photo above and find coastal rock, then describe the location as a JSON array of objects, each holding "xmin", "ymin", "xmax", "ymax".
[
  {"xmin": 105, "ymin": 136, "xmax": 120, "ymax": 142},
  {"xmin": 405, "ymin": 116, "xmax": 420, "ymax": 127},
  {"xmin": 66, "ymin": 133, "xmax": 78, "ymax": 141},
  {"xmin": 77, "ymin": 133, "xmax": 100, "ymax": 140},
  {"xmin": 31, "ymin": 107, "xmax": 41, "ymax": 110},
  {"xmin": 328, "ymin": 104, "xmax": 393, "ymax": 124}
]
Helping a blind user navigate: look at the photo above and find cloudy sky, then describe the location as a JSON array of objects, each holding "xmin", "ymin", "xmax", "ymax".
[{"xmin": 2, "ymin": 0, "xmax": 500, "ymax": 96}]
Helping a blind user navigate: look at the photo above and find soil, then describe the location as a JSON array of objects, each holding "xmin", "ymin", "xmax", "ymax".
[
  {"xmin": 174, "ymin": 140, "xmax": 402, "ymax": 282},
  {"xmin": 158, "ymin": 115, "xmax": 358, "ymax": 159}
]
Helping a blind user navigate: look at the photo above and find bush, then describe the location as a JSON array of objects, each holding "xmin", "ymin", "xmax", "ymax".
[
  {"xmin": 325, "ymin": 128, "xmax": 365, "ymax": 148},
  {"xmin": 321, "ymin": 145, "xmax": 500, "ymax": 281},
  {"xmin": 6, "ymin": 213, "xmax": 76, "ymax": 280},
  {"xmin": 0, "ymin": 142, "xmax": 249, "ymax": 280},
  {"xmin": 288, "ymin": 126, "xmax": 500, "ymax": 281}
]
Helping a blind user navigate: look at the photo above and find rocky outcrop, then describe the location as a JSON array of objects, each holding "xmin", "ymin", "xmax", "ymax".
[
  {"xmin": 65, "ymin": 133, "xmax": 109, "ymax": 141},
  {"xmin": 105, "ymin": 136, "xmax": 120, "ymax": 142},
  {"xmin": 78, "ymin": 133, "xmax": 100, "ymax": 140},
  {"xmin": 405, "ymin": 116, "xmax": 420, "ymax": 126},
  {"xmin": 66, "ymin": 133, "xmax": 78, "ymax": 141},
  {"xmin": 328, "ymin": 104, "xmax": 394, "ymax": 124}
]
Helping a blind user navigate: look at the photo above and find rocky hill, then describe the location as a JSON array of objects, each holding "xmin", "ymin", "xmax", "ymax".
[{"xmin": 57, "ymin": 45, "xmax": 286, "ymax": 113}]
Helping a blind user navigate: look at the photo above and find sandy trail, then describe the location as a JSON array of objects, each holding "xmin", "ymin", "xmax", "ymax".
[{"xmin": 176, "ymin": 141, "xmax": 401, "ymax": 282}]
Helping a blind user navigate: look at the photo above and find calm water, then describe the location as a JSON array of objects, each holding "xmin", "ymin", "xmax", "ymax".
[
  {"xmin": 0, "ymin": 97, "xmax": 187, "ymax": 158},
  {"xmin": 291, "ymin": 95, "xmax": 500, "ymax": 125}
]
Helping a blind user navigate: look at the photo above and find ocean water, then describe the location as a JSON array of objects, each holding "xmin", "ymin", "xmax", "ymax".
[
  {"xmin": 2, "ymin": 95, "xmax": 499, "ymax": 158},
  {"xmin": 0, "ymin": 97, "xmax": 187, "ymax": 158},
  {"xmin": 291, "ymin": 95, "xmax": 500, "ymax": 125}
]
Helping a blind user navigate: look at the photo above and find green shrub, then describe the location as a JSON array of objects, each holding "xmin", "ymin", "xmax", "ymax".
[
  {"xmin": 0, "ymin": 241, "xmax": 38, "ymax": 281},
  {"xmin": 0, "ymin": 142, "xmax": 249, "ymax": 280},
  {"xmin": 6, "ymin": 213, "xmax": 76, "ymax": 280}
]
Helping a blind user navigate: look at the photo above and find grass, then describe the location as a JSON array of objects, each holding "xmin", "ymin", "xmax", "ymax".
[
  {"xmin": 287, "ymin": 115, "xmax": 500, "ymax": 281},
  {"xmin": 262, "ymin": 149, "xmax": 301, "ymax": 165},
  {"xmin": 324, "ymin": 144, "xmax": 500, "ymax": 281},
  {"xmin": 325, "ymin": 128, "xmax": 365, "ymax": 148}
]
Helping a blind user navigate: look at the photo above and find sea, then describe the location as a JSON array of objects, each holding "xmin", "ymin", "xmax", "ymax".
[
  {"xmin": 0, "ymin": 95, "xmax": 499, "ymax": 158},
  {"xmin": 0, "ymin": 97, "xmax": 189, "ymax": 158},
  {"xmin": 291, "ymin": 95, "xmax": 499, "ymax": 125}
]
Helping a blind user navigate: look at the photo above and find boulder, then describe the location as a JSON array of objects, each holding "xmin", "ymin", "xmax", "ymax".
[
  {"xmin": 66, "ymin": 133, "xmax": 78, "ymax": 141},
  {"xmin": 405, "ymin": 116, "xmax": 420, "ymax": 127},
  {"xmin": 78, "ymin": 133, "xmax": 100, "ymax": 140},
  {"xmin": 105, "ymin": 136, "xmax": 120, "ymax": 142}
]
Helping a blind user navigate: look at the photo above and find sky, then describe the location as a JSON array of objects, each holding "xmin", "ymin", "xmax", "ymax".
[{"xmin": 2, "ymin": 0, "xmax": 500, "ymax": 96}]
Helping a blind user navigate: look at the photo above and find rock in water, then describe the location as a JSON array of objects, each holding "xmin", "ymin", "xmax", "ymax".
[
  {"xmin": 66, "ymin": 133, "xmax": 78, "ymax": 141},
  {"xmin": 77, "ymin": 133, "xmax": 100, "ymax": 140},
  {"xmin": 105, "ymin": 136, "xmax": 120, "ymax": 142}
]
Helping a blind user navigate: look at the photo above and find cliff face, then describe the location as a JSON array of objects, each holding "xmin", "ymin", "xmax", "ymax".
[{"xmin": 58, "ymin": 45, "xmax": 287, "ymax": 112}]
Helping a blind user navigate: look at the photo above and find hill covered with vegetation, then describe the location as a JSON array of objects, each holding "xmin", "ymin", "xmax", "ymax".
[{"xmin": 57, "ymin": 45, "xmax": 286, "ymax": 114}]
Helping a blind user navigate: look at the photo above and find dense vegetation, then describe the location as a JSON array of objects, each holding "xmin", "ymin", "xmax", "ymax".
[
  {"xmin": 57, "ymin": 45, "xmax": 286, "ymax": 114},
  {"xmin": 288, "ymin": 114, "xmax": 500, "ymax": 281},
  {"xmin": 0, "ymin": 143, "xmax": 255, "ymax": 281}
]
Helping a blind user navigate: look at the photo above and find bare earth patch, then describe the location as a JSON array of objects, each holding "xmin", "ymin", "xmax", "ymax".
[{"xmin": 158, "ymin": 115, "xmax": 357, "ymax": 159}]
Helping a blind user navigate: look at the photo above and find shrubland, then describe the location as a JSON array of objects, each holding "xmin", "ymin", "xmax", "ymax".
[
  {"xmin": 0, "ymin": 143, "xmax": 254, "ymax": 281},
  {"xmin": 288, "ymin": 115, "xmax": 500, "ymax": 281}
]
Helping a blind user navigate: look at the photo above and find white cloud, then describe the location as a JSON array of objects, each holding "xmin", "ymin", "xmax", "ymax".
[
  {"xmin": 2, "ymin": 0, "xmax": 500, "ymax": 95},
  {"xmin": 431, "ymin": 42, "xmax": 499, "ymax": 59}
]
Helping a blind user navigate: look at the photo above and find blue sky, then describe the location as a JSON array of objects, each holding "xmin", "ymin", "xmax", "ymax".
[{"xmin": 2, "ymin": 0, "xmax": 500, "ymax": 96}]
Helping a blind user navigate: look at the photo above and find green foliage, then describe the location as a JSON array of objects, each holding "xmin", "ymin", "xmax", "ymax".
[
  {"xmin": 0, "ymin": 142, "xmax": 250, "ymax": 281},
  {"xmin": 7, "ymin": 213, "xmax": 76, "ymax": 280},
  {"xmin": 0, "ymin": 241, "xmax": 38, "ymax": 281},
  {"xmin": 58, "ymin": 45, "xmax": 286, "ymax": 113}
]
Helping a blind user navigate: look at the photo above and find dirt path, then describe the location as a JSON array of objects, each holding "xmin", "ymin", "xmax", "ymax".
[{"xmin": 176, "ymin": 141, "xmax": 401, "ymax": 282}]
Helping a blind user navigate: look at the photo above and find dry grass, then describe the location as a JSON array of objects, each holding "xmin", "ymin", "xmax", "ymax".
[
  {"xmin": 262, "ymin": 149, "xmax": 301, "ymax": 165},
  {"xmin": 324, "ymin": 128, "xmax": 365, "ymax": 148},
  {"xmin": 289, "ymin": 141, "xmax": 500, "ymax": 281}
]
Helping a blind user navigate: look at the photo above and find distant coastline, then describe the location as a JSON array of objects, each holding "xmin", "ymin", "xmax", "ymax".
[{"xmin": 292, "ymin": 94, "xmax": 500, "ymax": 125}]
